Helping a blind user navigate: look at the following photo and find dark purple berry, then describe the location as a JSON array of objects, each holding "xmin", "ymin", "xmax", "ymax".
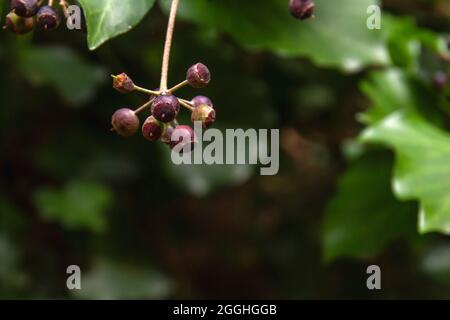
[
  {"xmin": 112, "ymin": 73, "xmax": 135, "ymax": 93},
  {"xmin": 142, "ymin": 116, "xmax": 163, "ymax": 142},
  {"xmin": 289, "ymin": 0, "xmax": 315, "ymax": 20},
  {"xmin": 191, "ymin": 104, "xmax": 216, "ymax": 129},
  {"xmin": 37, "ymin": 6, "xmax": 60, "ymax": 30},
  {"xmin": 433, "ymin": 72, "xmax": 449, "ymax": 90},
  {"xmin": 191, "ymin": 95, "xmax": 213, "ymax": 108},
  {"xmin": 151, "ymin": 94, "xmax": 180, "ymax": 123},
  {"xmin": 186, "ymin": 63, "xmax": 211, "ymax": 88},
  {"xmin": 11, "ymin": 0, "xmax": 38, "ymax": 18},
  {"xmin": 3, "ymin": 11, "xmax": 34, "ymax": 34},
  {"xmin": 111, "ymin": 108, "xmax": 140, "ymax": 137},
  {"xmin": 170, "ymin": 125, "xmax": 197, "ymax": 152}
]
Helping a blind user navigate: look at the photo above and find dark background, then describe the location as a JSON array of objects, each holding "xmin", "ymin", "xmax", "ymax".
[{"xmin": 0, "ymin": 0, "xmax": 450, "ymax": 299}]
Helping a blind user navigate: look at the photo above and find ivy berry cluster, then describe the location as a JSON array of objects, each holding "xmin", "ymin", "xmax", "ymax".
[
  {"xmin": 109, "ymin": 0, "xmax": 215, "ymax": 152},
  {"xmin": 110, "ymin": 63, "xmax": 215, "ymax": 150},
  {"xmin": 3, "ymin": 0, "xmax": 72, "ymax": 34}
]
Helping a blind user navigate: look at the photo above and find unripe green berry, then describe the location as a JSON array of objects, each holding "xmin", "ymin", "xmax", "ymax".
[
  {"xmin": 289, "ymin": 0, "xmax": 315, "ymax": 20},
  {"xmin": 37, "ymin": 6, "xmax": 60, "ymax": 30},
  {"xmin": 3, "ymin": 11, "xmax": 34, "ymax": 34},
  {"xmin": 186, "ymin": 63, "xmax": 211, "ymax": 88},
  {"xmin": 151, "ymin": 94, "xmax": 180, "ymax": 123},
  {"xmin": 11, "ymin": 0, "xmax": 38, "ymax": 18},
  {"xmin": 191, "ymin": 104, "xmax": 216, "ymax": 129},
  {"xmin": 112, "ymin": 73, "xmax": 135, "ymax": 93},
  {"xmin": 142, "ymin": 116, "xmax": 163, "ymax": 142},
  {"xmin": 111, "ymin": 108, "xmax": 140, "ymax": 137}
]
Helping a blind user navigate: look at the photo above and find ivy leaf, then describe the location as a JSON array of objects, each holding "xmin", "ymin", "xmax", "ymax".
[
  {"xmin": 160, "ymin": 0, "xmax": 389, "ymax": 72},
  {"xmin": 361, "ymin": 111, "xmax": 450, "ymax": 234},
  {"xmin": 33, "ymin": 180, "xmax": 113, "ymax": 233},
  {"xmin": 323, "ymin": 152, "xmax": 417, "ymax": 261},
  {"xmin": 18, "ymin": 46, "xmax": 105, "ymax": 105},
  {"xmin": 358, "ymin": 69, "xmax": 437, "ymax": 125},
  {"xmin": 78, "ymin": 0, "xmax": 157, "ymax": 50}
]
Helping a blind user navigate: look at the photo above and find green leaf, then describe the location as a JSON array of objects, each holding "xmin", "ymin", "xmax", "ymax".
[
  {"xmin": 33, "ymin": 180, "xmax": 113, "ymax": 233},
  {"xmin": 18, "ymin": 46, "xmax": 105, "ymax": 105},
  {"xmin": 382, "ymin": 15, "xmax": 447, "ymax": 69},
  {"xmin": 161, "ymin": 0, "xmax": 389, "ymax": 71},
  {"xmin": 74, "ymin": 258, "xmax": 172, "ymax": 299},
  {"xmin": 359, "ymin": 68, "xmax": 440, "ymax": 125},
  {"xmin": 323, "ymin": 152, "xmax": 416, "ymax": 261},
  {"xmin": 361, "ymin": 111, "xmax": 450, "ymax": 234},
  {"xmin": 78, "ymin": 0, "xmax": 157, "ymax": 50}
]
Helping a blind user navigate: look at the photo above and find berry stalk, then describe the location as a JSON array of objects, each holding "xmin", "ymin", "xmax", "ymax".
[
  {"xmin": 160, "ymin": 0, "xmax": 180, "ymax": 91},
  {"xmin": 134, "ymin": 99, "xmax": 154, "ymax": 115},
  {"xmin": 168, "ymin": 80, "xmax": 189, "ymax": 93},
  {"xmin": 178, "ymin": 98, "xmax": 194, "ymax": 111}
]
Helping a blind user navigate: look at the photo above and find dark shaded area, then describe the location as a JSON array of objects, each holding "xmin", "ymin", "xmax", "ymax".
[{"xmin": 0, "ymin": 1, "xmax": 449, "ymax": 299}]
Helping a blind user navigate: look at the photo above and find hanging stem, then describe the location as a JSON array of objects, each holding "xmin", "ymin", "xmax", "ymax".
[{"xmin": 160, "ymin": 0, "xmax": 180, "ymax": 92}]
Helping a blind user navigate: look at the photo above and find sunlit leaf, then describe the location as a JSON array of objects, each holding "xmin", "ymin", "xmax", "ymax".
[{"xmin": 361, "ymin": 111, "xmax": 450, "ymax": 234}]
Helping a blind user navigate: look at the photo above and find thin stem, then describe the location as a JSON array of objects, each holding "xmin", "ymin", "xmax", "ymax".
[
  {"xmin": 59, "ymin": 0, "xmax": 69, "ymax": 18},
  {"xmin": 133, "ymin": 85, "xmax": 160, "ymax": 96},
  {"xmin": 179, "ymin": 98, "xmax": 193, "ymax": 105},
  {"xmin": 48, "ymin": 0, "xmax": 54, "ymax": 6},
  {"xmin": 160, "ymin": 0, "xmax": 180, "ymax": 91},
  {"xmin": 178, "ymin": 98, "xmax": 194, "ymax": 111},
  {"xmin": 168, "ymin": 80, "xmax": 189, "ymax": 93},
  {"xmin": 134, "ymin": 99, "xmax": 153, "ymax": 115}
]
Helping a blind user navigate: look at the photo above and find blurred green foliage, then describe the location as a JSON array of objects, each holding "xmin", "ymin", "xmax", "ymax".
[{"xmin": 0, "ymin": 0, "xmax": 450, "ymax": 299}]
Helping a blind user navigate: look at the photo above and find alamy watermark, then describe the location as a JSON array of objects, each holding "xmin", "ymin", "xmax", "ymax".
[
  {"xmin": 65, "ymin": 5, "xmax": 83, "ymax": 31},
  {"xmin": 366, "ymin": 265, "xmax": 381, "ymax": 290},
  {"xmin": 367, "ymin": 5, "xmax": 381, "ymax": 30},
  {"xmin": 171, "ymin": 122, "xmax": 280, "ymax": 176},
  {"xmin": 66, "ymin": 265, "xmax": 81, "ymax": 290}
]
